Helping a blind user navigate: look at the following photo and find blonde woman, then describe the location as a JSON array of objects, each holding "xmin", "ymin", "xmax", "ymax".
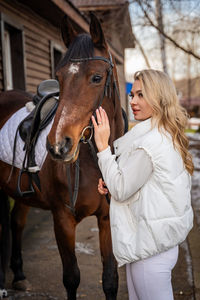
[{"xmin": 91, "ymin": 69, "xmax": 194, "ymax": 300}]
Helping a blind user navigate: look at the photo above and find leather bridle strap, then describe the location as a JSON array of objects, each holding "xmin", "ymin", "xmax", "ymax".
[
  {"xmin": 70, "ymin": 55, "xmax": 114, "ymax": 67},
  {"xmin": 65, "ymin": 53, "xmax": 114, "ymax": 214},
  {"xmin": 65, "ymin": 157, "xmax": 80, "ymax": 215}
]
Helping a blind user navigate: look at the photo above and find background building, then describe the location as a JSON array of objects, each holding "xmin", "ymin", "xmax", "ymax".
[{"xmin": 0, "ymin": 0, "xmax": 134, "ymax": 113}]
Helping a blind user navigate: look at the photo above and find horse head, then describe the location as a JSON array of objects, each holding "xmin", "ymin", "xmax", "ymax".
[{"xmin": 47, "ymin": 14, "xmax": 123, "ymax": 163}]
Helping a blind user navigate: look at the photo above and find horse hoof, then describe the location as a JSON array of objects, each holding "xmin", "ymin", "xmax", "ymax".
[
  {"xmin": 12, "ymin": 279, "xmax": 32, "ymax": 291},
  {"xmin": 0, "ymin": 289, "xmax": 8, "ymax": 298}
]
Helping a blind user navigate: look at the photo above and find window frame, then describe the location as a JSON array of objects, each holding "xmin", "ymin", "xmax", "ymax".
[
  {"xmin": 50, "ymin": 40, "xmax": 65, "ymax": 79},
  {"xmin": 0, "ymin": 13, "xmax": 26, "ymax": 91}
]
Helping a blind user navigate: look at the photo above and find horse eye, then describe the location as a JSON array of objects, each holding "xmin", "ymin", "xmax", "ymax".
[{"xmin": 91, "ymin": 75, "xmax": 102, "ymax": 84}]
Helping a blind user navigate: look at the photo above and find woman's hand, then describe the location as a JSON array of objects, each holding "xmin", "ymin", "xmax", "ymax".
[
  {"xmin": 98, "ymin": 178, "xmax": 108, "ymax": 195},
  {"xmin": 91, "ymin": 107, "xmax": 110, "ymax": 152}
]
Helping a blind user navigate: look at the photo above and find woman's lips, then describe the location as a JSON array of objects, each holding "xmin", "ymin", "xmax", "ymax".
[{"xmin": 132, "ymin": 109, "xmax": 140, "ymax": 114}]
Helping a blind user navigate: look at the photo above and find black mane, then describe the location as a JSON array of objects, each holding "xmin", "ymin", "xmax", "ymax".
[{"xmin": 56, "ymin": 33, "xmax": 94, "ymax": 71}]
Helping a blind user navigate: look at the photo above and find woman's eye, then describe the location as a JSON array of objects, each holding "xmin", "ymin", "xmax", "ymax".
[
  {"xmin": 129, "ymin": 93, "xmax": 134, "ymax": 99},
  {"xmin": 138, "ymin": 93, "xmax": 143, "ymax": 98},
  {"xmin": 91, "ymin": 75, "xmax": 102, "ymax": 84}
]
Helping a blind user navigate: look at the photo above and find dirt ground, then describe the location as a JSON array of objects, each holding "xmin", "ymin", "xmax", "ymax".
[
  {"xmin": 5, "ymin": 211, "xmax": 128, "ymax": 300},
  {"xmin": 4, "ymin": 134, "xmax": 200, "ymax": 300},
  {"xmin": 4, "ymin": 210, "xmax": 196, "ymax": 300}
]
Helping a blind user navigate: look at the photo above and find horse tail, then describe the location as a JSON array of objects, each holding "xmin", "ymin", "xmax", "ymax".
[{"xmin": 0, "ymin": 189, "xmax": 10, "ymax": 277}]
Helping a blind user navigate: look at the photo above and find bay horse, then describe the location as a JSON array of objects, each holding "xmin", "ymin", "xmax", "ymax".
[{"xmin": 0, "ymin": 14, "xmax": 125, "ymax": 299}]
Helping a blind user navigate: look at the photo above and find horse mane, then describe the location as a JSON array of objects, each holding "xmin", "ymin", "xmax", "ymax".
[{"xmin": 56, "ymin": 33, "xmax": 94, "ymax": 71}]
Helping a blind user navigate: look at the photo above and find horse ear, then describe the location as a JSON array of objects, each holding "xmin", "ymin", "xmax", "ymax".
[
  {"xmin": 90, "ymin": 13, "xmax": 107, "ymax": 50},
  {"xmin": 61, "ymin": 15, "xmax": 78, "ymax": 48}
]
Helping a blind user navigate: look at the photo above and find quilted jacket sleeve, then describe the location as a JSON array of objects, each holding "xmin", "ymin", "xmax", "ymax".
[{"xmin": 97, "ymin": 146, "xmax": 153, "ymax": 202}]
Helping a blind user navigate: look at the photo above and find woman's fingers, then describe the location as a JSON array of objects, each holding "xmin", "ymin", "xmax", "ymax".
[
  {"xmin": 98, "ymin": 186, "xmax": 108, "ymax": 195},
  {"xmin": 91, "ymin": 107, "xmax": 110, "ymax": 152},
  {"xmin": 91, "ymin": 115, "xmax": 98, "ymax": 129},
  {"xmin": 96, "ymin": 108, "xmax": 102, "ymax": 125},
  {"xmin": 103, "ymin": 108, "xmax": 109, "ymax": 126},
  {"xmin": 99, "ymin": 107, "xmax": 106, "ymax": 124},
  {"xmin": 98, "ymin": 178, "xmax": 108, "ymax": 195},
  {"xmin": 95, "ymin": 107, "xmax": 107, "ymax": 126},
  {"xmin": 92, "ymin": 107, "xmax": 109, "ymax": 128}
]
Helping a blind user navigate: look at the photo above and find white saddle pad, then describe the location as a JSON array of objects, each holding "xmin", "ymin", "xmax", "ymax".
[{"xmin": 0, "ymin": 106, "xmax": 53, "ymax": 170}]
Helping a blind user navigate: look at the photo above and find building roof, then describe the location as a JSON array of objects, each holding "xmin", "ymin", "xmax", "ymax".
[
  {"xmin": 70, "ymin": 0, "xmax": 128, "ymax": 8},
  {"xmin": 70, "ymin": 0, "xmax": 135, "ymax": 61}
]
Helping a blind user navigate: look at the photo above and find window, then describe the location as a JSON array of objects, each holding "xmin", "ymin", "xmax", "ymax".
[
  {"xmin": 50, "ymin": 41, "xmax": 65, "ymax": 78},
  {"xmin": 3, "ymin": 29, "xmax": 13, "ymax": 89},
  {"xmin": 0, "ymin": 13, "xmax": 26, "ymax": 91}
]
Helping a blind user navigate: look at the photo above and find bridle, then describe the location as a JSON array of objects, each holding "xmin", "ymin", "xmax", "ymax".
[
  {"xmin": 65, "ymin": 52, "xmax": 121, "ymax": 215},
  {"xmin": 71, "ymin": 52, "xmax": 117, "ymax": 144}
]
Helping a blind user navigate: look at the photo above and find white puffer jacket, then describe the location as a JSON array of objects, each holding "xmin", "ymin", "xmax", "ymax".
[{"xmin": 97, "ymin": 118, "xmax": 193, "ymax": 267}]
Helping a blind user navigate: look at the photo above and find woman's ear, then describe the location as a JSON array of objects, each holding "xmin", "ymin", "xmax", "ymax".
[
  {"xmin": 61, "ymin": 15, "xmax": 78, "ymax": 48},
  {"xmin": 89, "ymin": 13, "xmax": 107, "ymax": 50}
]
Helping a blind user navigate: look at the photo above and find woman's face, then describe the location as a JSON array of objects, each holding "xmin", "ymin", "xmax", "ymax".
[{"xmin": 129, "ymin": 80, "xmax": 153, "ymax": 121}]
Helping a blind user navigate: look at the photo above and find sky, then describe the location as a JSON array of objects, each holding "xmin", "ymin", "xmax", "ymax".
[{"xmin": 125, "ymin": 0, "xmax": 200, "ymax": 83}]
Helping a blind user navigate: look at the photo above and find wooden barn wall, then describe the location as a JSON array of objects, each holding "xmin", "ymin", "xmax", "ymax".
[{"xmin": 0, "ymin": 0, "xmax": 65, "ymax": 94}]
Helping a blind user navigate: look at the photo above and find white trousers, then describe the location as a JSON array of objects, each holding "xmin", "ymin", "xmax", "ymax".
[{"xmin": 126, "ymin": 246, "xmax": 179, "ymax": 300}]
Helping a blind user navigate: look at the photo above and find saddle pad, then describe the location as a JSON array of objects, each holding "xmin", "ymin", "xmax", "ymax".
[{"xmin": 0, "ymin": 107, "xmax": 53, "ymax": 170}]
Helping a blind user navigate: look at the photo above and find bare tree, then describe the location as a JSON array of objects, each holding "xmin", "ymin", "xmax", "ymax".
[
  {"xmin": 155, "ymin": 0, "xmax": 168, "ymax": 73},
  {"xmin": 131, "ymin": 0, "xmax": 200, "ymax": 61}
]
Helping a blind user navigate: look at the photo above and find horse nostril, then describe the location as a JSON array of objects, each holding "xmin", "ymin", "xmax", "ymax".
[{"xmin": 59, "ymin": 136, "xmax": 72, "ymax": 155}]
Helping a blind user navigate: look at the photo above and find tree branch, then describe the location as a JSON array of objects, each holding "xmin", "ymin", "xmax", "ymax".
[
  {"xmin": 133, "ymin": 32, "xmax": 151, "ymax": 68},
  {"xmin": 135, "ymin": 0, "xmax": 200, "ymax": 60}
]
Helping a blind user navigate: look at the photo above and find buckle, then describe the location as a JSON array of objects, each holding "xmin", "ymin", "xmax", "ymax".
[{"xmin": 80, "ymin": 126, "xmax": 93, "ymax": 144}]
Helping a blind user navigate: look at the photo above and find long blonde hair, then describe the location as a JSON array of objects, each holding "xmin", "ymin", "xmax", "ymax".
[{"xmin": 134, "ymin": 69, "xmax": 194, "ymax": 175}]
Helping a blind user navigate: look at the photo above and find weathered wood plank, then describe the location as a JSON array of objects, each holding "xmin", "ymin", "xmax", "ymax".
[
  {"xmin": 25, "ymin": 36, "xmax": 50, "ymax": 55},
  {"xmin": 26, "ymin": 61, "xmax": 50, "ymax": 74},
  {"xmin": 26, "ymin": 52, "xmax": 50, "ymax": 68},
  {"xmin": 26, "ymin": 76, "xmax": 49, "ymax": 87},
  {"xmin": 26, "ymin": 83, "xmax": 36, "ymax": 94},
  {"xmin": 24, "ymin": 27, "xmax": 50, "ymax": 46},
  {"xmin": 26, "ymin": 68, "xmax": 51, "ymax": 81},
  {"xmin": 25, "ymin": 44, "xmax": 50, "ymax": 60}
]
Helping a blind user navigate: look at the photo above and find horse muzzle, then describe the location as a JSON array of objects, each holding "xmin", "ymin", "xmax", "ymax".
[{"xmin": 46, "ymin": 137, "xmax": 80, "ymax": 163}]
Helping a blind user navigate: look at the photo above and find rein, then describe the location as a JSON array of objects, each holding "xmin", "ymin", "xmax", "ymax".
[{"xmin": 66, "ymin": 52, "xmax": 120, "ymax": 215}]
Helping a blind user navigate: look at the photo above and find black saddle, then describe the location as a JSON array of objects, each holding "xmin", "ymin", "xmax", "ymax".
[
  {"xmin": 19, "ymin": 79, "xmax": 59, "ymax": 141},
  {"xmin": 12, "ymin": 79, "xmax": 60, "ymax": 197}
]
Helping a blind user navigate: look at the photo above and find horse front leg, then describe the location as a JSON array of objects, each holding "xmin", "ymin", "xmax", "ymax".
[
  {"xmin": 10, "ymin": 201, "xmax": 30, "ymax": 290},
  {"xmin": 97, "ymin": 212, "xmax": 118, "ymax": 300},
  {"xmin": 53, "ymin": 208, "xmax": 80, "ymax": 300}
]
